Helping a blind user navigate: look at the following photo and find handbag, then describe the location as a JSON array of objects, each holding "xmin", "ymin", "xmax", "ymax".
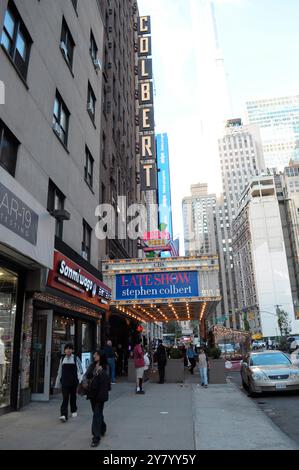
[
  {"xmin": 144, "ymin": 353, "xmax": 150, "ymax": 368},
  {"xmin": 78, "ymin": 374, "xmax": 93, "ymax": 396}
]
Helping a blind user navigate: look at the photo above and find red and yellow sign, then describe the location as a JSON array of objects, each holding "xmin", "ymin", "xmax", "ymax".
[{"xmin": 47, "ymin": 251, "xmax": 111, "ymax": 311}]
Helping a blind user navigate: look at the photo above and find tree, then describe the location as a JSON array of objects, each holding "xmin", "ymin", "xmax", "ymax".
[
  {"xmin": 276, "ymin": 307, "xmax": 291, "ymax": 337},
  {"xmin": 243, "ymin": 314, "xmax": 250, "ymax": 332}
]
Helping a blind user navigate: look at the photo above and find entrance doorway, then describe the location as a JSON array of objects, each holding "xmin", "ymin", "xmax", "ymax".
[{"xmin": 31, "ymin": 310, "xmax": 53, "ymax": 401}]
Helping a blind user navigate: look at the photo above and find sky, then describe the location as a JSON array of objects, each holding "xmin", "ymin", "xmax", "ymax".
[{"xmin": 137, "ymin": 0, "xmax": 299, "ymax": 247}]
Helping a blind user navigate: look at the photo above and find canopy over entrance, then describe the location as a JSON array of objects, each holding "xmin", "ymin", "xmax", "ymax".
[{"xmin": 102, "ymin": 256, "xmax": 221, "ymax": 323}]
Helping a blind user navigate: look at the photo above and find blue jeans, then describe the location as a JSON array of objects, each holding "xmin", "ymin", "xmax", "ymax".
[
  {"xmin": 107, "ymin": 358, "xmax": 116, "ymax": 382},
  {"xmin": 199, "ymin": 367, "xmax": 208, "ymax": 386}
]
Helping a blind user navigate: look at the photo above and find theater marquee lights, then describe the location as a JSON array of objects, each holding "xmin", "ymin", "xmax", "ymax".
[{"xmin": 137, "ymin": 15, "xmax": 157, "ymax": 192}]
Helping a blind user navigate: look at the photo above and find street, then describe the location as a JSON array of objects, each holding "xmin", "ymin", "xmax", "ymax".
[{"xmin": 228, "ymin": 370, "xmax": 299, "ymax": 446}]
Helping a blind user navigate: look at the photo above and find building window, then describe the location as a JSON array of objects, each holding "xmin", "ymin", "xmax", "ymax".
[
  {"xmin": 101, "ymin": 132, "xmax": 106, "ymax": 166},
  {"xmin": 84, "ymin": 146, "xmax": 94, "ymax": 188},
  {"xmin": 60, "ymin": 17, "xmax": 75, "ymax": 69},
  {"xmin": 90, "ymin": 30, "xmax": 98, "ymax": 62},
  {"xmin": 82, "ymin": 220, "xmax": 91, "ymax": 262},
  {"xmin": 0, "ymin": 267, "xmax": 18, "ymax": 408},
  {"xmin": 47, "ymin": 180, "xmax": 65, "ymax": 239},
  {"xmin": 0, "ymin": 120, "xmax": 19, "ymax": 176},
  {"xmin": 87, "ymin": 82, "xmax": 96, "ymax": 121},
  {"xmin": 53, "ymin": 91, "xmax": 70, "ymax": 147},
  {"xmin": 1, "ymin": 1, "xmax": 32, "ymax": 80}
]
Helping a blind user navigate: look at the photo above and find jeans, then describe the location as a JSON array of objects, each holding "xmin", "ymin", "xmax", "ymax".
[
  {"xmin": 199, "ymin": 367, "xmax": 208, "ymax": 386},
  {"xmin": 91, "ymin": 400, "xmax": 106, "ymax": 441},
  {"xmin": 107, "ymin": 358, "xmax": 116, "ymax": 382},
  {"xmin": 158, "ymin": 363, "xmax": 166, "ymax": 383},
  {"xmin": 188, "ymin": 358, "xmax": 196, "ymax": 374},
  {"xmin": 61, "ymin": 385, "xmax": 77, "ymax": 418}
]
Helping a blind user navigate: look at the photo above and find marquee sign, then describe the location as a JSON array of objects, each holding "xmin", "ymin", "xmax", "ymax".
[
  {"xmin": 137, "ymin": 15, "xmax": 157, "ymax": 192},
  {"xmin": 115, "ymin": 271, "xmax": 199, "ymax": 301},
  {"xmin": 47, "ymin": 251, "xmax": 111, "ymax": 309}
]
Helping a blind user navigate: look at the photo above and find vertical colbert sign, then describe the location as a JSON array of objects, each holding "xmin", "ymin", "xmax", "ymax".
[{"xmin": 138, "ymin": 16, "xmax": 157, "ymax": 191}]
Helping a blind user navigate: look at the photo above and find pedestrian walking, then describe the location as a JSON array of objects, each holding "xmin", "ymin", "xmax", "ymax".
[
  {"xmin": 55, "ymin": 343, "xmax": 83, "ymax": 422},
  {"xmin": 103, "ymin": 340, "xmax": 117, "ymax": 384},
  {"xmin": 198, "ymin": 347, "xmax": 209, "ymax": 388},
  {"xmin": 154, "ymin": 340, "xmax": 167, "ymax": 384},
  {"xmin": 86, "ymin": 350, "xmax": 111, "ymax": 448},
  {"xmin": 133, "ymin": 338, "xmax": 145, "ymax": 394},
  {"xmin": 186, "ymin": 344, "xmax": 196, "ymax": 375}
]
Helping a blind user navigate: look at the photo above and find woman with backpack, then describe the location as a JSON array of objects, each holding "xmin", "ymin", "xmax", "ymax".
[
  {"xmin": 85, "ymin": 350, "xmax": 111, "ymax": 448},
  {"xmin": 55, "ymin": 343, "xmax": 83, "ymax": 422}
]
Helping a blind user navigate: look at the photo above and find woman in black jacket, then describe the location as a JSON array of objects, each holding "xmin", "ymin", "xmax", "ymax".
[{"xmin": 86, "ymin": 350, "xmax": 111, "ymax": 447}]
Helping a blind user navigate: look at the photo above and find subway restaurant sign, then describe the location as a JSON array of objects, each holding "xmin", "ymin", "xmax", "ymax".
[{"xmin": 116, "ymin": 271, "xmax": 199, "ymax": 301}]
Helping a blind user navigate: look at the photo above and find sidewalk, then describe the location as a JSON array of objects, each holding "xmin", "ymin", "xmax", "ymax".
[{"xmin": 0, "ymin": 378, "xmax": 297, "ymax": 450}]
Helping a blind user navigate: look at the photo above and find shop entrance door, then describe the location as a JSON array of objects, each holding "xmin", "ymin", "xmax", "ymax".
[{"xmin": 31, "ymin": 310, "xmax": 53, "ymax": 401}]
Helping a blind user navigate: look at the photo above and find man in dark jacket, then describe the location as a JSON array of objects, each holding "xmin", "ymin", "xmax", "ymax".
[
  {"xmin": 154, "ymin": 340, "xmax": 167, "ymax": 384},
  {"xmin": 86, "ymin": 350, "xmax": 111, "ymax": 447}
]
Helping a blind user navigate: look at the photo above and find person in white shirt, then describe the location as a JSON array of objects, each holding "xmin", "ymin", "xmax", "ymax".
[{"xmin": 55, "ymin": 343, "xmax": 83, "ymax": 422}]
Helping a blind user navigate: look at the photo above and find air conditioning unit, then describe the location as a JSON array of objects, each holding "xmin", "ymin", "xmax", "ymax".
[
  {"xmin": 107, "ymin": 62, "xmax": 112, "ymax": 69},
  {"xmin": 93, "ymin": 58, "xmax": 102, "ymax": 71},
  {"xmin": 53, "ymin": 122, "xmax": 62, "ymax": 137},
  {"xmin": 108, "ymin": 41, "xmax": 112, "ymax": 49},
  {"xmin": 108, "ymin": 26, "xmax": 113, "ymax": 33},
  {"xmin": 108, "ymin": 8, "xmax": 112, "ymax": 15},
  {"xmin": 87, "ymin": 101, "xmax": 94, "ymax": 114},
  {"xmin": 60, "ymin": 41, "xmax": 68, "ymax": 59}
]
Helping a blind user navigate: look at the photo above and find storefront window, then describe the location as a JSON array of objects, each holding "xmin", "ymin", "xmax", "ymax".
[
  {"xmin": 0, "ymin": 267, "xmax": 17, "ymax": 408},
  {"xmin": 50, "ymin": 315, "xmax": 75, "ymax": 392}
]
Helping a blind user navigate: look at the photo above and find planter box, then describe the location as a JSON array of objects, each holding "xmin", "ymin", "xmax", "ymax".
[
  {"xmin": 150, "ymin": 359, "xmax": 184, "ymax": 384},
  {"xmin": 208, "ymin": 358, "xmax": 226, "ymax": 384}
]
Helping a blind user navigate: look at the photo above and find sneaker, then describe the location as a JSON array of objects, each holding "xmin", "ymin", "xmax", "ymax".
[
  {"xmin": 201, "ymin": 383, "xmax": 204, "ymax": 387},
  {"xmin": 59, "ymin": 415, "xmax": 67, "ymax": 422},
  {"xmin": 204, "ymin": 385, "xmax": 208, "ymax": 388},
  {"xmin": 137, "ymin": 390, "xmax": 145, "ymax": 394},
  {"xmin": 111, "ymin": 382, "xmax": 116, "ymax": 385},
  {"xmin": 72, "ymin": 412, "xmax": 78, "ymax": 418},
  {"xmin": 91, "ymin": 439, "xmax": 100, "ymax": 448}
]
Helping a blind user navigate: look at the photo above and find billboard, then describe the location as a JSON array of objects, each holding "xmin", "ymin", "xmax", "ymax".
[
  {"xmin": 156, "ymin": 133, "xmax": 173, "ymax": 240},
  {"xmin": 115, "ymin": 271, "xmax": 199, "ymax": 301}
]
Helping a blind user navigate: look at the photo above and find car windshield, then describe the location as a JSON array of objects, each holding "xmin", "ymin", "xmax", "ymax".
[{"xmin": 250, "ymin": 353, "xmax": 291, "ymax": 366}]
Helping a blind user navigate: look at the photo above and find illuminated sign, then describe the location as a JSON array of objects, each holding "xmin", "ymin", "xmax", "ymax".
[
  {"xmin": 137, "ymin": 15, "xmax": 157, "ymax": 192},
  {"xmin": 115, "ymin": 271, "xmax": 199, "ymax": 301},
  {"xmin": 157, "ymin": 133, "xmax": 173, "ymax": 243},
  {"xmin": 47, "ymin": 252, "xmax": 111, "ymax": 309}
]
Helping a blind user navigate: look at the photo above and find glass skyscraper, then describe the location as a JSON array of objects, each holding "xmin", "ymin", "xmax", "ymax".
[{"xmin": 246, "ymin": 95, "xmax": 299, "ymax": 169}]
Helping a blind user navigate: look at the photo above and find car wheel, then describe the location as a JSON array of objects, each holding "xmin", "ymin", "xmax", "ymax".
[
  {"xmin": 242, "ymin": 378, "xmax": 248, "ymax": 389},
  {"xmin": 248, "ymin": 380, "xmax": 258, "ymax": 397}
]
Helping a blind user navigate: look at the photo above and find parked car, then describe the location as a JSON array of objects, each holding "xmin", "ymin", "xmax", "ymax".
[
  {"xmin": 251, "ymin": 340, "xmax": 266, "ymax": 350},
  {"xmin": 240, "ymin": 350, "xmax": 299, "ymax": 396},
  {"xmin": 217, "ymin": 343, "xmax": 235, "ymax": 354}
]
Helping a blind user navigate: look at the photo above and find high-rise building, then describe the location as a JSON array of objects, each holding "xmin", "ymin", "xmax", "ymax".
[
  {"xmin": 246, "ymin": 95, "xmax": 299, "ymax": 169},
  {"xmin": 189, "ymin": 0, "xmax": 232, "ymax": 193},
  {"xmin": 276, "ymin": 161, "xmax": 299, "ymax": 315},
  {"xmin": 182, "ymin": 183, "xmax": 216, "ymax": 257},
  {"xmin": 232, "ymin": 175, "xmax": 299, "ymax": 337},
  {"xmin": 216, "ymin": 119, "xmax": 265, "ymax": 328},
  {"xmin": 0, "ymin": 0, "xmax": 115, "ymax": 411},
  {"xmin": 98, "ymin": 0, "xmax": 140, "ymax": 260}
]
